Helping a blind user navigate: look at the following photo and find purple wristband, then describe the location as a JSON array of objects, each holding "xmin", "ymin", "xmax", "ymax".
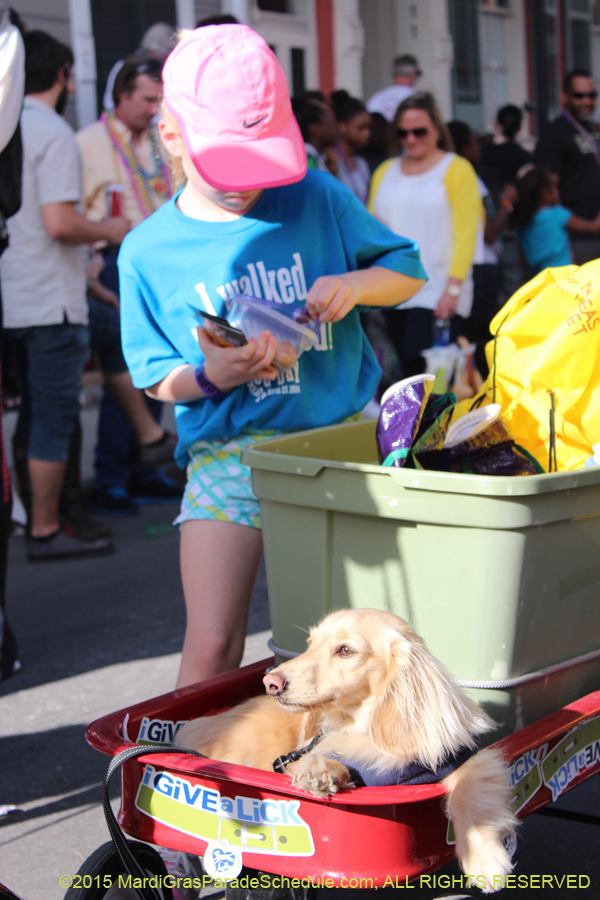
[{"xmin": 194, "ymin": 365, "xmax": 228, "ymax": 401}]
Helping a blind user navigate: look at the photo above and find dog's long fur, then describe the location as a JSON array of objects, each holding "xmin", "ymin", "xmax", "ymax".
[{"xmin": 175, "ymin": 609, "xmax": 516, "ymax": 892}]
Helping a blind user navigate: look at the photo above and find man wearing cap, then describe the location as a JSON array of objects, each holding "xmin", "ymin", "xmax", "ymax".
[{"xmin": 367, "ymin": 54, "xmax": 421, "ymax": 123}]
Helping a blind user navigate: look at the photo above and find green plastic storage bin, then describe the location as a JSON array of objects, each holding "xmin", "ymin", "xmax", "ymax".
[{"xmin": 241, "ymin": 419, "xmax": 600, "ymax": 738}]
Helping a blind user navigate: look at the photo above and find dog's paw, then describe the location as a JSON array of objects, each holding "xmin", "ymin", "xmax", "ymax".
[
  {"xmin": 286, "ymin": 753, "xmax": 353, "ymax": 798},
  {"xmin": 459, "ymin": 827, "xmax": 515, "ymax": 894}
]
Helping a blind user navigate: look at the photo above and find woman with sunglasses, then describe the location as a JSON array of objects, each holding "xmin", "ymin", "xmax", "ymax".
[{"xmin": 368, "ymin": 92, "xmax": 481, "ymax": 374}]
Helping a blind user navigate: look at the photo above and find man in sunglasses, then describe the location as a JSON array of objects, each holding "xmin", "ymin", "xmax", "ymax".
[
  {"xmin": 102, "ymin": 22, "xmax": 177, "ymax": 113},
  {"xmin": 535, "ymin": 70, "xmax": 600, "ymax": 264}
]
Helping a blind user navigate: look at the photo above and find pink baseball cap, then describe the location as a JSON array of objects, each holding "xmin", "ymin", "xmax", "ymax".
[{"xmin": 162, "ymin": 25, "xmax": 307, "ymax": 191}]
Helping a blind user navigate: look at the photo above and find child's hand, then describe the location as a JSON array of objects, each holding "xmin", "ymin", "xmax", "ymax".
[
  {"xmin": 501, "ymin": 182, "xmax": 519, "ymax": 207},
  {"xmin": 306, "ymin": 274, "xmax": 357, "ymax": 323},
  {"xmin": 569, "ymin": 210, "xmax": 600, "ymax": 234},
  {"xmin": 197, "ymin": 326, "xmax": 278, "ymax": 392}
]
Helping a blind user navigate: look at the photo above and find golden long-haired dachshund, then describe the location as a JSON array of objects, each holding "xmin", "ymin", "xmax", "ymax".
[{"xmin": 175, "ymin": 608, "xmax": 516, "ymax": 892}]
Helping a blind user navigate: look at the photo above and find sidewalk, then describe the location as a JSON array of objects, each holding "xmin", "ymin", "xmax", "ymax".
[{"xmin": 0, "ymin": 403, "xmax": 271, "ymax": 898}]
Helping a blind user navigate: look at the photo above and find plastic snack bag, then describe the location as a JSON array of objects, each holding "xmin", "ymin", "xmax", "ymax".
[
  {"xmin": 451, "ymin": 441, "xmax": 542, "ymax": 476},
  {"xmin": 443, "ymin": 405, "xmax": 542, "ymax": 475},
  {"xmin": 443, "ymin": 404, "xmax": 506, "ymax": 456},
  {"xmin": 409, "ymin": 392, "xmax": 457, "ymax": 470},
  {"xmin": 226, "ymin": 294, "xmax": 319, "ymax": 371},
  {"xmin": 377, "ymin": 375, "xmax": 435, "ymax": 467}
]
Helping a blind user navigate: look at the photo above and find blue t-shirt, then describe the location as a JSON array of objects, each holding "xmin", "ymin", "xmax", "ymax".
[
  {"xmin": 517, "ymin": 205, "xmax": 573, "ymax": 274},
  {"xmin": 119, "ymin": 170, "xmax": 426, "ymax": 465}
]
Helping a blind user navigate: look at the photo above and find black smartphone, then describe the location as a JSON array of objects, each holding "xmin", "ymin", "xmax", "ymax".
[{"xmin": 189, "ymin": 307, "xmax": 247, "ymax": 348}]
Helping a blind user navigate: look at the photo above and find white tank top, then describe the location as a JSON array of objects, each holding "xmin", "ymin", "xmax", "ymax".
[{"xmin": 373, "ymin": 154, "xmax": 474, "ymax": 317}]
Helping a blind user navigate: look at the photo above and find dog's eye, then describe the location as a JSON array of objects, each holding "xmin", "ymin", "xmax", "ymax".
[{"xmin": 335, "ymin": 645, "xmax": 355, "ymax": 658}]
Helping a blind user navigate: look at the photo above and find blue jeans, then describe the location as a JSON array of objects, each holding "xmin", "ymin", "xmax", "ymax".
[
  {"xmin": 94, "ymin": 385, "xmax": 163, "ymax": 491},
  {"xmin": 88, "ymin": 296, "xmax": 127, "ymax": 375},
  {"xmin": 8, "ymin": 322, "xmax": 89, "ymax": 462},
  {"xmin": 91, "ymin": 249, "xmax": 163, "ymax": 491}
]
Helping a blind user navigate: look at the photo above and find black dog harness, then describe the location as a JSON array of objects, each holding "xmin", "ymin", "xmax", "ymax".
[{"xmin": 272, "ymin": 733, "xmax": 324, "ymax": 774}]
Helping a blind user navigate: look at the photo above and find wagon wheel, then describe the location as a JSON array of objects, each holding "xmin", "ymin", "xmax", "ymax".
[{"xmin": 62, "ymin": 840, "xmax": 173, "ymax": 900}]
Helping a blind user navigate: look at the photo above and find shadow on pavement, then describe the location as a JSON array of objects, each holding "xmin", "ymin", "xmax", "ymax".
[
  {"xmin": 0, "ymin": 723, "xmax": 118, "ymax": 818},
  {"xmin": 0, "ymin": 504, "xmax": 271, "ymax": 697}
]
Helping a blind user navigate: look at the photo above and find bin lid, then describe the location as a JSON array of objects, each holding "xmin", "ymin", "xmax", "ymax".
[{"xmin": 241, "ymin": 420, "xmax": 600, "ymax": 498}]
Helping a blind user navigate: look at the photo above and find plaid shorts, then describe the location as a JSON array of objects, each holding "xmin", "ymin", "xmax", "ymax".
[{"xmin": 174, "ymin": 431, "xmax": 280, "ymax": 530}]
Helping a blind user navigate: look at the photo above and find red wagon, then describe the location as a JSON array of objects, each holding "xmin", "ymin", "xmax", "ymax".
[{"xmin": 83, "ymin": 658, "xmax": 600, "ymax": 892}]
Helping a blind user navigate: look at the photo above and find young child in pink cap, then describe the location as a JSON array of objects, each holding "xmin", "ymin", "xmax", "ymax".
[{"xmin": 119, "ymin": 24, "xmax": 426, "ymax": 688}]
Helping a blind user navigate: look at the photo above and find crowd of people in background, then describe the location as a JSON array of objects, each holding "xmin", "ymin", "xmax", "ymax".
[
  {"xmin": 293, "ymin": 62, "xmax": 525, "ymax": 391},
  {"xmin": 293, "ymin": 56, "xmax": 600, "ymax": 394},
  {"xmin": 2, "ymin": 8, "xmax": 600, "ymax": 677}
]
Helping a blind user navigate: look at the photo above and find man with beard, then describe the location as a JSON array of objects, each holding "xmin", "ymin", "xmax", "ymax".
[
  {"xmin": 0, "ymin": 31, "xmax": 130, "ymax": 559},
  {"xmin": 535, "ymin": 70, "xmax": 600, "ymax": 264}
]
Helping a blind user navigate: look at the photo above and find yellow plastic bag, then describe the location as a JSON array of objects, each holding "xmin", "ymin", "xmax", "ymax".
[{"xmin": 465, "ymin": 261, "xmax": 600, "ymax": 471}]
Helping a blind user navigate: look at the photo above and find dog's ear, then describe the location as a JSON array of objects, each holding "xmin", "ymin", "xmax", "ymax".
[{"xmin": 368, "ymin": 636, "xmax": 491, "ymax": 770}]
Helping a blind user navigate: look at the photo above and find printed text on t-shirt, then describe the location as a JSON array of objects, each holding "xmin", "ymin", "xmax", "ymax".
[
  {"xmin": 194, "ymin": 251, "xmax": 333, "ymax": 356},
  {"xmin": 196, "ymin": 252, "xmax": 308, "ymax": 306}
]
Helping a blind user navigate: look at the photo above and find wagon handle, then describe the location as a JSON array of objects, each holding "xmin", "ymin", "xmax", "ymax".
[{"xmin": 103, "ymin": 743, "xmax": 206, "ymax": 900}]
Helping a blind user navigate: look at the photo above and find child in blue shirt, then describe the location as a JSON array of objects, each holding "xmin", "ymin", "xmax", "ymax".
[
  {"xmin": 119, "ymin": 25, "xmax": 426, "ymax": 688},
  {"xmin": 515, "ymin": 167, "xmax": 600, "ymax": 274}
]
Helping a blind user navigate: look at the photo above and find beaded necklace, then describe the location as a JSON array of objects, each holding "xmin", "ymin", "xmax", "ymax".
[
  {"xmin": 101, "ymin": 110, "xmax": 172, "ymax": 217},
  {"xmin": 561, "ymin": 110, "xmax": 600, "ymax": 168}
]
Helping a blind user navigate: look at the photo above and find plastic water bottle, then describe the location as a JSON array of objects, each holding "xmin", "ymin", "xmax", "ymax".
[
  {"xmin": 584, "ymin": 443, "xmax": 600, "ymax": 467},
  {"xmin": 432, "ymin": 318, "xmax": 451, "ymax": 348}
]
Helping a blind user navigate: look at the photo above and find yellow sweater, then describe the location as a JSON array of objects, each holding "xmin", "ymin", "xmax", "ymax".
[{"xmin": 368, "ymin": 154, "xmax": 482, "ymax": 282}]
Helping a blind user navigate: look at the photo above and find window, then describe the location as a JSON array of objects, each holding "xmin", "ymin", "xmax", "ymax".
[
  {"xmin": 480, "ymin": 7, "xmax": 509, "ymax": 130},
  {"xmin": 481, "ymin": 0, "xmax": 510, "ymax": 9},
  {"xmin": 528, "ymin": 0, "xmax": 560, "ymax": 130},
  {"xmin": 257, "ymin": 0, "xmax": 292, "ymax": 12},
  {"xmin": 256, "ymin": 0, "xmax": 309, "ymax": 13},
  {"xmin": 91, "ymin": 0, "xmax": 176, "ymax": 112},
  {"xmin": 448, "ymin": 0, "xmax": 482, "ymax": 109},
  {"xmin": 565, "ymin": 0, "xmax": 592, "ymax": 70},
  {"xmin": 291, "ymin": 47, "xmax": 305, "ymax": 96}
]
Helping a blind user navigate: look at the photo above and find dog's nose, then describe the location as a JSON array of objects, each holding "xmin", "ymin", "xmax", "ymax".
[{"xmin": 263, "ymin": 671, "xmax": 287, "ymax": 695}]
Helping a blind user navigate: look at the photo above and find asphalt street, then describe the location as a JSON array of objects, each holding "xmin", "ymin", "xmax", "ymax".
[
  {"xmin": 0, "ymin": 407, "xmax": 598, "ymax": 900},
  {"xmin": 0, "ymin": 404, "xmax": 272, "ymax": 898},
  {"xmin": 0, "ymin": 499, "xmax": 272, "ymax": 900}
]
